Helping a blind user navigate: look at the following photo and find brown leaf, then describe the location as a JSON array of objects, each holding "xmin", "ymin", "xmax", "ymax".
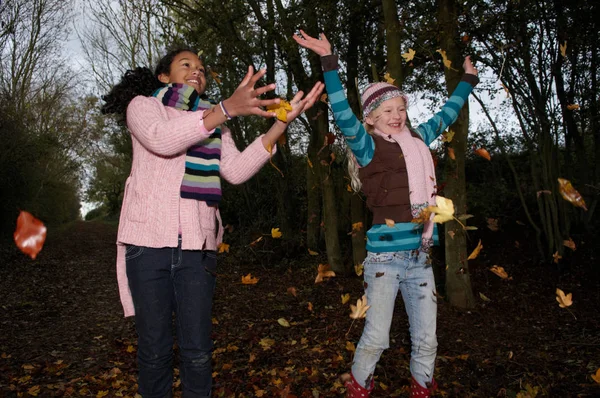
[
  {"xmin": 242, "ymin": 274, "xmax": 259, "ymax": 285},
  {"xmin": 487, "ymin": 218, "xmax": 499, "ymax": 231},
  {"xmin": 489, "ymin": 265, "xmax": 509, "ymax": 280},
  {"xmin": 287, "ymin": 287, "xmax": 297, "ymax": 297},
  {"xmin": 563, "ymin": 238, "xmax": 576, "ymax": 251},
  {"xmin": 14, "ymin": 211, "xmax": 47, "ymax": 259},
  {"xmin": 315, "ymin": 264, "xmax": 335, "ymax": 283},
  {"xmin": 557, "ymin": 178, "xmax": 587, "ymax": 210}
]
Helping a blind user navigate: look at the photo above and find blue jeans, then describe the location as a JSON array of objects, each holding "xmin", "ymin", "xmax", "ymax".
[
  {"xmin": 351, "ymin": 250, "xmax": 437, "ymax": 388},
  {"xmin": 126, "ymin": 237, "xmax": 216, "ymax": 398}
]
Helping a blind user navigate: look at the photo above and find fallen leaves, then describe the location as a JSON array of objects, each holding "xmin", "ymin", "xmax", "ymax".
[
  {"xmin": 341, "ymin": 293, "xmax": 350, "ymax": 305},
  {"xmin": 277, "ymin": 318, "xmax": 290, "ymax": 327},
  {"xmin": 354, "ymin": 263, "xmax": 364, "ymax": 276},
  {"xmin": 242, "ymin": 274, "xmax": 259, "ymax": 285},
  {"xmin": 14, "ymin": 211, "xmax": 47, "ymax": 259},
  {"xmin": 557, "ymin": 178, "xmax": 587, "ymax": 211},
  {"xmin": 349, "ymin": 295, "xmax": 370, "ymax": 319},
  {"xmin": 315, "ymin": 264, "xmax": 335, "ymax": 283},
  {"xmin": 555, "ymin": 288, "xmax": 573, "ymax": 308}
]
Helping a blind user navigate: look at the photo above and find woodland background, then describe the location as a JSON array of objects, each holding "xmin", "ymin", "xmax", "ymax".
[{"xmin": 0, "ymin": 0, "xmax": 599, "ymax": 397}]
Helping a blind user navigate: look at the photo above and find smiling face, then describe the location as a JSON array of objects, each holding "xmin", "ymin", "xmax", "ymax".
[
  {"xmin": 158, "ymin": 51, "xmax": 206, "ymax": 94},
  {"xmin": 365, "ymin": 96, "xmax": 407, "ymax": 135}
]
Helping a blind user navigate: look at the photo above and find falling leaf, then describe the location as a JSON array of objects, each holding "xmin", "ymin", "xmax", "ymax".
[
  {"xmin": 427, "ymin": 196, "xmax": 455, "ymax": 223},
  {"xmin": 559, "ymin": 41, "xmax": 567, "ymax": 58},
  {"xmin": 385, "ymin": 218, "xmax": 396, "ymax": 227},
  {"xmin": 401, "ymin": 48, "xmax": 416, "ymax": 62},
  {"xmin": 474, "ymin": 147, "xmax": 491, "ymax": 161},
  {"xmin": 349, "ymin": 295, "xmax": 370, "ymax": 319},
  {"xmin": 308, "ymin": 249, "xmax": 318, "ymax": 256},
  {"xmin": 307, "ymin": 157, "xmax": 313, "ymax": 169},
  {"xmin": 553, "ymin": 251, "xmax": 562, "ymax": 263},
  {"xmin": 217, "ymin": 242, "xmax": 230, "ymax": 253},
  {"xmin": 315, "ymin": 263, "xmax": 336, "ymax": 283},
  {"xmin": 307, "ymin": 302, "xmax": 313, "ymax": 311},
  {"xmin": 249, "ymin": 236, "xmax": 263, "ymax": 246},
  {"xmin": 566, "ymin": 104, "xmax": 579, "ymax": 110},
  {"xmin": 14, "ymin": 211, "xmax": 47, "ymax": 259},
  {"xmin": 242, "ymin": 273, "xmax": 259, "ymax": 285},
  {"xmin": 556, "ymin": 288, "xmax": 573, "ymax": 308},
  {"xmin": 442, "ymin": 129, "xmax": 455, "ymax": 143},
  {"xmin": 326, "ymin": 132, "xmax": 336, "ymax": 145},
  {"xmin": 320, "ymin": 93, "xmax": 328, "ymax": 103},
  {"xmin": 277, "ymin": 134, "xmax": 287, "ymax": 146},
  {"xmin": 265, "ymin": 143, "xmax": 284, "ymax": 177},
  {"xmin": 345, "ymin": 341, "xmax": 356, "ymax": 352},
  {"xmin": 277, "ymin": 318, "xmax": 290, "ymax": 327},
  {"xmin": 354, "ymin": 263, "xmax": 364, "ymax": 276},
  {"xmin": 591, "ymin": 368, "xmax": 600, "ymax": 384},
  {"xmin": 411, "ymin": 208, "xmax": 431, "ymax": 224},
  {"xmin": 352, "ymin": 222, "xmax": 363, "ymax": 232},
  {"xmin": 563, "ymin": 238, "xmax": 576, "ymax": 251},
  {"xmin": 558, "ymin": 178, "xmax": 587, "ymax": 210},
  {"xmin": 448, "ymin": 230, "xmax": 455, "ymax": 239},
  {"xmin": 467, "ymin": 240, "xmax": 483, "ymax": 260},
  {"xmin": 287, "ymin": 287, "xmax": 297, "ymax": 297},
  {"xmin": 501, "ymin": 82, "xmax": 510, "ymax": 97},
  {"xmin": 126, "ymin": 345, "xmax": 135, "ymax": 353},
  {"xmin": 447, "ymin": 147, "xmax": 456, "ymax": 160},
  {"xmin": 489, "ymin": 265, "xmax": 509, "ymax": 280},
  {"xmin": 436, "ymin": 49, "xmax": 458, "ymax": 71},
  {"xmin": 346, "ymin": 184, "xmax": 353, "ymax": 192},
  {"xmin": 487, "ymin": 218, "xmax": 499, "ymax": 231},
  {"xmin": 271, "ymin": 228, "xmax": 282, "ymax": 239},
  {"xmin": 383, "ymin": 72, "xmax": 395, "ymax": 85},
  {"xmin": 209, "ymin": 70, "xmax": 221, "ymax": 84},
  {"xmin": 341, "ymin": 293, "xmax": 350, "ymax": 304},
  {"xmin": 266, "ymin": 99, "xmax": 293, "ymax": 122},
  {"xmin": 479, "ymin": 292, "xmax": 491, "ymax": 302}
]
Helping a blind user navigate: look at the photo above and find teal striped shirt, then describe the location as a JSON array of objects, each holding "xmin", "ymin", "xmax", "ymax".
[{"xmin": 324, "ymin": 70, "xmax": 477, "ymax": 252}]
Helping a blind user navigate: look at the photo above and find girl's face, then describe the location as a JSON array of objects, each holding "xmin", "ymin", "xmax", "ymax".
[
  {"xmin": 365, "ymin": 96, "xmax": 407, "ymax": 135},
  {"xmin": 158, "ymin": 51, "xmax": 206, "ymax": 94}
]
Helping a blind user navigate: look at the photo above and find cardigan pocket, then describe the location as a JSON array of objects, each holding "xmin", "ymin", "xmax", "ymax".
[{"xmin": 124, "ymin": 180, "xmax": 148, "ymax": 223}]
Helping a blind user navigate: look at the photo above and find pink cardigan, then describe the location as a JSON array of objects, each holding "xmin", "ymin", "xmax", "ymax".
[{"xmin": 116, "ymin": 96, "xmax": 274, "ymax": 317}]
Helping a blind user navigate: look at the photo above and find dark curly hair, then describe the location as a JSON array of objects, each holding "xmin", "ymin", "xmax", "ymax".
[{"xmin": 101, "ymin": 48, "xmax": 200, "ymax": 117}]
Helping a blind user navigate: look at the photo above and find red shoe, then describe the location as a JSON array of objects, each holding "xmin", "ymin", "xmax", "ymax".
[
  {"xmin": 342, "ymin": 373, "xmax": 374, "ymax": 397},
  {"xmin": 410, "ymin": 376, "xmax": 438, "ymax": 397}
]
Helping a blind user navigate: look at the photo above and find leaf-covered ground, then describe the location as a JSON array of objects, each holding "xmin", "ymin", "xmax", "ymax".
[{"xmin": 1, "ymin": 221, "xmax": 599, "ymax": 397}]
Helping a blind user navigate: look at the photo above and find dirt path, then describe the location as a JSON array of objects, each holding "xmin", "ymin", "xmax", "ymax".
[{"xmin": 1, "ymin": 221, "xmax": 599, "ymax": 397}]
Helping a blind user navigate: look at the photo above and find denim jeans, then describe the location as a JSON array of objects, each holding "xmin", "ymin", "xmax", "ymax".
[
  {"xmin": 351, "ymin": 250, "xmax": 437, "ymax": 388},
  {"xmin": 125, "ymin": 237, "xmax": 216, "ymax": 398}
]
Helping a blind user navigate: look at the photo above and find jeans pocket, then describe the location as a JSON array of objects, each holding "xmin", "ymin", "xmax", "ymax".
[
  {"xmin": 125, "ymin": 244, "xmax": 145, "ymax": 260},
  {"xmin": 364, "ymin": 252, "xmax": 395, "ymax": 265}
]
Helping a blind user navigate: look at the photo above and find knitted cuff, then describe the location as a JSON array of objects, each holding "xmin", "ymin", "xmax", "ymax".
[
  {"xmin": 321, "ymin": 54, "xmax": 339, "ymax": 72},
  {"xmin": 461, "ymin": 73, "xmax": 480, "ymax": 87}
]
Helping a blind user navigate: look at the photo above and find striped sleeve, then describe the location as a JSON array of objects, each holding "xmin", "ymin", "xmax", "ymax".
[
  {"xmin": 323, "ymin": 70, "xmax": 374, "ymax": 167},
  {"xmin": 416, "ymin": 75, "xmax": 478, "ymax": 146}
]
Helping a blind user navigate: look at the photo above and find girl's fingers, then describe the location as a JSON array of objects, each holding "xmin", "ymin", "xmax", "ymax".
[
  {"xmin": 248, "ymin": 68, "xmax": 268, "ymax": 86},
  {"xmin": 254, "ymin": 83, "xmax": 277, "ymax": 97},
  {"xmin": 238, "ymin": 65, "xmax": 254, "ymax": 87}
]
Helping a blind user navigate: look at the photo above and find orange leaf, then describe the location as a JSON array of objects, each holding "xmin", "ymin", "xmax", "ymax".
[
  {"xmin": 308, "ymin": 249, "xmax": 319, "ymax": 256},
  {"xmin": 14, "ymin": 211, "xmax": 47, "ymax": 259},
  {"xmin": 352, "ymin": 222, "xmax": 363, "ymax": 232},
  {"xmin": 320, "ymin": 93, "xmax": 328, "ymax": 103},
  {"xmin": 411, "ymin": 208, "xmax": 431, "ymax": 224},
  {"xmin": 315, "ymin": 263, "xmax": 335, "ymax": 283},
  {"xmin": 474, "ymin": 147, "xmax": 491, "ymax": 161},
  {"xmin": 591, "ymin": 368, "xmax": 600, "ymax": 384},
  {"xmin": 307, "ymin": 302, "xmax": 313, "ymax": 312},
  {"xmin": 242, "ymin": 273, "xmax": 259, "ymax": 285},
  {"xmin": 385, "ymin": 218, "xmax": 395, "ymax": 227},
  {"xmin": 557, "ymin": 178, "xmax": 587, "ymax": 210},
  {"xmin": 271, "ymin": 228, "xmax": 282, "ymax": 239},
  {"xmin": 401, "ymin": 48, "xmax": 416, "ymax": 62},
  {"xmin": 287, "ymin": 287, "xmax": 297, "ymax": 297},
  {"xmin": 467, "ymin": 239, "xmax": 483, "ymax": 260},
  {"xmin": 563, "ymin": 238, "xmax": 576, "ymax": 251},
  {"xmin": 209, "ymin": 70, "xmax": 221, "ymax": 84},
  {"xmin": 349, "ymin": 295, "xmax": 370, "ymax": 319},
  {"xmin": 345, "ymin": 341, "xmax": 356, "ymax": 352},
  {"xmin": 489, "ymin": 265, "xmax": 509, "ymax": 280},
  {"xmin": 559, "ymin": 41, "xmax": 567, "ymax": 58},
  {"xmin": 447, "ymin": 147, "xmax": 456, "ymax": 160},
  {"xmin": 217, "ymin": 243, "xmax": 230, "ymax": 253},
  {"xmin": 553, "ymin": 251, "xmax": 562, "ymax": 263},
  {"xmin": 566, "ymin": 103, "xmax": 579, "ymax": 110},
  {"xmin": 307, "ymin": 157, "xmax": 313, "ymax": 169},
  {"xmin": 555, "ymin": 288, "xmax": 572, "ymax": 308}
]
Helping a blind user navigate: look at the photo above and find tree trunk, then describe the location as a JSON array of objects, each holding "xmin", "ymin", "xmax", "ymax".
[
  {"xmin": 382, "ymin": 0, "xmax": 405, "ymax": 89},
  {"xmin": 437, "ymin": 0, "xmax": 475, "ymax": 309}
]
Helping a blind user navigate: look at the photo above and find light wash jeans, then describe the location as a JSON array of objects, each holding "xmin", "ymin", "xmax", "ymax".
[{"xmin": 351, "ymin": 250, "xmax": 437, "ymax": 388}]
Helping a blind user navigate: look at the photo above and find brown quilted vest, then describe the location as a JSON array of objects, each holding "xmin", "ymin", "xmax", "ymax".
[{"xmin": 358, "ymin": 133, "xmax": 423, "ymax": 225}]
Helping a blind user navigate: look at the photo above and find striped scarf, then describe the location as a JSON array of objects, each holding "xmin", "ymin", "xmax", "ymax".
[{"xmin": 153, "ymin": 83, "xmax": 222, "ymax": 206}]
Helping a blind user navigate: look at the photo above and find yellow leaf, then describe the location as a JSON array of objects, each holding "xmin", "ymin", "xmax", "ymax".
[
  {"xmin": 126, "ymin": 345, "xmax": 135, "ymax": 353},
  {"xmin": 401, "ymin": 48, "xmax": 416, "ymax": 62},
  {"xmin": 352, "ymin": 222, "xmax": 363, "ymax": 232},
  {"xmin": 345, "ymin": 341, "xmax": 356, "ymax": 352},
  {"xmin": 436, "ymin": 49, "xmax": 458, "ymax": 71},
  {"xmin": 97, "ymin": 391, "xmax": 110, "ymax": 398},
  {"xmin": 266, "ymin": 99, "xmax": 293, "ymax": 122},
  {"xmin": 556, "ymin": 288, "xmax": 573, "ymax": 308},
  {"xmin": 566, "ymin": 103, "xmax": 579, "ymax": 110},
  {"xmin": 479, "ymin": 292, "xmax": 491, "ymax": 302},
  {"xmin": 384, "ymin": 218, "xmax": 395, "ymax": 227},
  {"xmin": 559, "ymin": 41, "xmax": 567, "ymax": 58},
  {"xmin": 379, "ymin": 382, "xmax": 388, "ymax": 391},
  {"xmin": 346, "ymin": 184, "xmax": 353, "ymax": 192},
  {"xmin": 277, "ymin": 318, "xmax": 290, "ymax": 327},
  {"xmin": 308, "ymin": 249, "xmax": 318, "ymax": 256},
  {"xmin": 307, "ymin": 157, "xmax": 313, "ymax": 169},
  {"xmin": 242, "ymin": 273, "xmax": 259, "ymax": 285},
  {"xmin": 341, "ymin": 293, "xmax": 350, "ymax": 305},
  {"xmin": 489, "ymin": 265, "xmax": 509, "ymax": 280},
  {"xmin": 558, "ymin": 178, "xmax": 587, "ymax": 210},
  {"xmin": 259, "ymin": 337, "xmax": 275, "ymax": 350},
  {"xmin": 383, "ymin": 72, "xmax": 395, "ymax": 85},
  {"xmin": 315, "ymin": 263, "xmax": 335, "ymax": 283},
  {"xmin": 442, "ymin": 129, "xmax": 455, "ymax": 143},
  {"xmin": 349, "ymin": 295, "xmax": 370, "ymax": 319},
  {"xmin": 427, "ymin": 196, "xmax": 455, "ymax": 223},
  {"xmin": 255, "ymin": 390, "xmax": 266, "ymax": 397},
  {"xmin": 354, "ymin": 263, "xmax": 364, "ymax": 276},
  {"xmin": 563, "ymin": 238, "xmax": 576, "ymax": 251},
  {"xmin": 209, "ymin": 70, "xmax": 221, "ymax": 84},
  {"xmin": 28, "ymin": 386, "xmax": 41, "ymax": 397},
  {"xmin": 591, "ymin": 368, "xmax": 600, "ymax": 384},
  {"xmin": 217, "ymin": 242, "xmax": 230, "ymax": 253},
  {"xmin": 467, "ymin": 239, "xmax": 483, "ymax": 260},
  {"xmin": 271, "ymin": 228, "xmax": 282, "ymax": 239}
]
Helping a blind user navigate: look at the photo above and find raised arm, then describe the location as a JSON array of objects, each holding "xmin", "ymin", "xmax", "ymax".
[
  {"xmin": 293, "ymin": 30, "xmax": 375, "ymax": 167},
  {"xmin": 417, "ymin": 56, "xmax": 480, "ymax": 146}
]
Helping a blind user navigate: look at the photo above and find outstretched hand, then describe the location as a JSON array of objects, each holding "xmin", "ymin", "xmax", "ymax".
[
  {"xmin": 222, "ymin": 66, "xmax": 280, "ymax": 118},
  {"xmin": 463, "ymin": 56, "xmax": 478, "ymax": 76},
  {"xmin": 292, "ymin": 30, "xmax": 332, "ymax": 57},
  {"xmin": 284, "ymin": 81, "xmax": 325, "ymax": 123}
]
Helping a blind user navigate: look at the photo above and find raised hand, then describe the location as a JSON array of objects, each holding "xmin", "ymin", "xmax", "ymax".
[
  {"xmin": 222, "ymin": 66, "xmax": 280, "ymax": 118},
  {"xmin": 292, "ymin": 30, "xmax": 332, "ymax": 57},
  {"xmin": 463, "ymin": 56, "xmax": 478, "ymax": 76},
  {"xmin": 284, "ymin": 81, "xmax": 325, "ymax": 123}
]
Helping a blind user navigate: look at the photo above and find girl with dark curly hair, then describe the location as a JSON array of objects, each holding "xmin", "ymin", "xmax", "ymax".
[{"xmin": 103, "ymin": 48, "xmax": 323, "ymax": 398}]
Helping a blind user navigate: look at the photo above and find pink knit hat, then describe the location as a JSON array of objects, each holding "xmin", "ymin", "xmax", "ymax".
[{"xmin": 361, "ymin": 82, "xmax": 408, "ymax": 117}]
